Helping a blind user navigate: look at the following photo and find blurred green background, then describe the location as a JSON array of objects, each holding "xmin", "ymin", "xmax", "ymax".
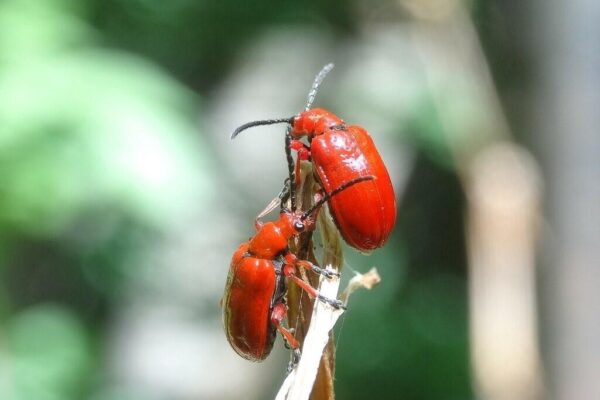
[{"xmin": 1, "ymin": 0, "xmax": 598, "ymax": 399}]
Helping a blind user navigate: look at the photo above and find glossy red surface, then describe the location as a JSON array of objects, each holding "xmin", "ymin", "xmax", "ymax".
[
  {"xmin": 291, "ymin": 108, "xmax": 343, "ymax": 137},
  {"xmin": 222, "ymin": 212, "xmax": 313, "ymax": 361},
  {"xmin": 292, "ymin": 110, "xmax": 397, "ymax": 251},
  {"xmin": 223, "ymin": 243, "xmax": 277, "ymax": 361},
  {"xmin": 248, "ymin": 215, "xmax": 295, "ymax": 259}
]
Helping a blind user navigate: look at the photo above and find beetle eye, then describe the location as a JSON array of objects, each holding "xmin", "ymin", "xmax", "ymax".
[{"xmin": 294, "ymin": 221, "xmax": 304, "ymax": 231}]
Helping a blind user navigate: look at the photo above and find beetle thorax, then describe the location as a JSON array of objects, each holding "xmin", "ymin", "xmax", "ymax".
[
  {"xmin": 248, "ymin": 222, "xmax": 289, "ymax": 259},
  {"xmin": 291, "ymin": 108, "xmax": 344, "ymax": 139}
]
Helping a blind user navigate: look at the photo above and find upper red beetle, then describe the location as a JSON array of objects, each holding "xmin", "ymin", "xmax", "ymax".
[{"xmin": 232, "ymin": 64, "xmax": 397, "ymax": 252}]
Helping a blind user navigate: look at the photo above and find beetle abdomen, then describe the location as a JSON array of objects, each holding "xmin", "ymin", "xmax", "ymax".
[
  {"xmin": 311, "ymin": 126, "xmax": 396, "ymax": 251},
  {"xmin": 223, "ymin": 254, "xmax": 277, "ymax": 361}
]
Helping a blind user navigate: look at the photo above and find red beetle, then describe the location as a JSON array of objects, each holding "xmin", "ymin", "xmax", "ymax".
[
  {"xmin": 222, "ymin": 176, "xmax": 372, "ymax": 361},
  {"xmin": 231, "ymin": 64, "xmax": 396, "ymax": 252}
]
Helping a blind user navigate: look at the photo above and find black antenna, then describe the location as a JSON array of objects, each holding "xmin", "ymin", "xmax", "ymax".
[
  {"xmin": 301, "ymin": 176, "xmax": 374, "ymax": 220},
  {"xmin": 231, "ymin": 117, "xmax": 293, "ymax": 139},
  {"xmin": 284, "ymin": 128, "xmax": 297, "ymax": 211},
  {"xmin": 305, "ymin": 63, "xmax": 334, "ymax": 111},
  {"xmin": 278, "ymin": 178, "xmax": 292, "ymax": 212}
]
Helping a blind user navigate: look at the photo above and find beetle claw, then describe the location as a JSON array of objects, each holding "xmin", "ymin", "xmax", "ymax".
[
  {"xmin": 311, "ymin": 265, "xmax": 340, "ymax": 279},
  {"xmin": 287, "ymin": 349, "xmax": 302, "ymax": 373},
  {"xmin": 317, "ymin": 294, "xmax": 347, "ymax": 310},
  {"xmin": 333, "ymin": 300, "xmax": 347, "ymax": 310},
  {"xmin": 324, "ymin": 269, "xmax": 341, "ymax": 278}
]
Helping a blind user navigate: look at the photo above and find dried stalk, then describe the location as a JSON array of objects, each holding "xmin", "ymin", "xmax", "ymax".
[{"xmin": 276, "ymin": 163, "xmax": 381, "ymax": 400}]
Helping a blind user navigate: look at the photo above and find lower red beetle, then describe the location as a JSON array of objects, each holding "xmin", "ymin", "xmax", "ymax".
[
  {"xmin": 222, "ymin": 176, "xmax": 373, "ymax": 361},
  {"xmin": 231, "ymin": 64, "xmax": 396, "ymax": 252}
]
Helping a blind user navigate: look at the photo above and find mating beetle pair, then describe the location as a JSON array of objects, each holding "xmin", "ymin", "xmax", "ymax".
[{"xmin": 223, "ymin": 64, "xmax": 397, "ymax": 361}]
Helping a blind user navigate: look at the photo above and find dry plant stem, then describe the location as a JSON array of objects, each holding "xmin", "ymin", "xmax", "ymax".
[
  {"xmin": 407, "ymin": 6, "xmax": 545, "ymax": 397},
  {"xmin": 276, "ymin": 162, "xmax": 342, "ymax": 400},
  {"xmin": 466, "ymin": 143, "xmax": 544, "ymax": 399},
  {"xmin": 276, "ymin": 212, "xmax": 344, "ymax": 400},
  {"xmin": 276, "ymin": 163, "xmax": 382, "ymax": 400},
  {"xmin": 286, "ymin": 163, "xmax": 318, "ymax": 348},
  {"xmin": 278, "ymin": 263, "xmax": 344, "ymax": 400},
  {"xmin": 308, "ymin": 207, "xmax": 344, "ymax": 399},
  {"xmin": 277, "ymin": 238, "xmax": 382, "ymax": 400}
]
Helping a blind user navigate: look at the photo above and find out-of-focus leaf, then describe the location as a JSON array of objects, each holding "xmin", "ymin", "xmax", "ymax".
[
  {"xmin": 0, "ymin": 0, "xmax": 94, "ymax": 66},
  {"xmin": 0, "ymin": 50, "xmax": 212, "ymax": 235},
  {"xmin": 0, "ymin": 304, "xmax": 93, "ymax": 400},
  {"xmin": 0, "ymin": 0, "xmax": 213, "ymax": 237}
]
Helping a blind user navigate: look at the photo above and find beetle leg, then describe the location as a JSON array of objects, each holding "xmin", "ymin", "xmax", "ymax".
[
  {"xmin": 271, "ymin": 302, "xmax": 299, "ymax": 350},
  {"xmin": 317, "ymin": 294, "xmax": 345, "ymax": 309},
  {"xmin": 297, "ymin": 259, "xmax": 340, "ymax": 278},
  {"xmin": 284, "ymin": 253, "xmax": 340, "ymax": 278},
  {"xmin": 290, "ymin": 140, "xmax": 311, "ymax": 185},
  {"xmin": 290, "ymin": 139, "xmax": 310, "ymax": 156},
  {"xmin": 294, "ymin": 158, "xmax": 301, "ymax": 186},
  {"xmin": 282, "ymin": 263, "xmax": 346, "ymax": 310}
]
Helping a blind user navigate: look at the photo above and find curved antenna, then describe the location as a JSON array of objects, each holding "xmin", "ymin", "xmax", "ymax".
[
  {"xmin": 231, "ymin": 117, "xmax": 293, "ymax": 139},
  {"xmin": 301, "ymin": 175, "xmax": 374, "ymax": 220},
  {"xmin": 305, "ymin": 63, "xmax": 335, "ymax": 111}
]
